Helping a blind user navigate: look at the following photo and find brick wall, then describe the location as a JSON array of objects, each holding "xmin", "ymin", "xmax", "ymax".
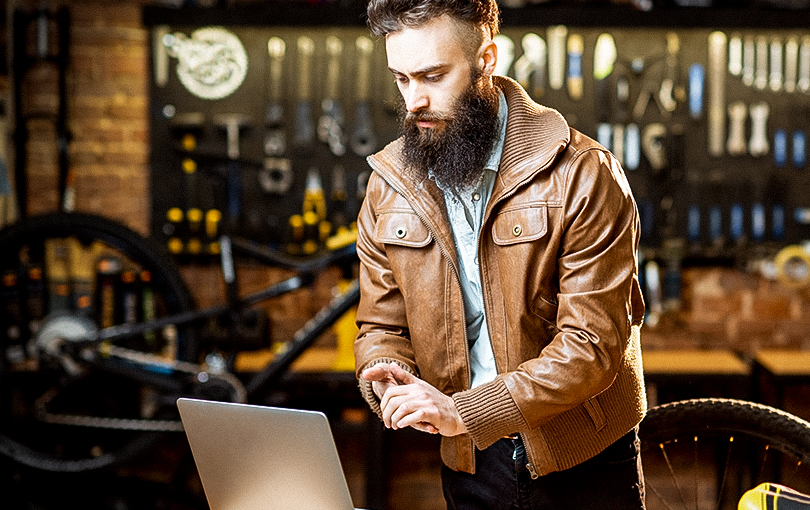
[{"xmin": 22, "ymin": 1, "xmax": 151, "ymax": 234}]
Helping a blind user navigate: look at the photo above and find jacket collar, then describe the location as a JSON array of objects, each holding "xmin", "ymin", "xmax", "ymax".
[{"xmin": 367, "ymin": 76, "xmax": 570, "ymax": 204}]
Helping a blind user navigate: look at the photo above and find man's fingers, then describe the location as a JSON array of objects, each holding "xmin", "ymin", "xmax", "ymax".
[
  {"xmin": 389, "ymin": 363, "xmax": 418, "ymax": 384},
  {"xmin": 361, "ymin": 363, "xmax": 391, "ymax": 381}
]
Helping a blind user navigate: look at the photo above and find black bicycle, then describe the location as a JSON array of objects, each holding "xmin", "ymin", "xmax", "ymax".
[{"xmin": 0, "ymin": 211, "xmax": 360, "ymax": 473}]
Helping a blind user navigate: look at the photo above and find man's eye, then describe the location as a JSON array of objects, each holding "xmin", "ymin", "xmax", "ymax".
[{"xmin": 426, "ymin": 74, "xmax": 442, "ymax": 82}]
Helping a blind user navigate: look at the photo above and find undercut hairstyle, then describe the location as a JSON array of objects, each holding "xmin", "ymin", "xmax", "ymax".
[{"xmin": 366, "ymin": 0, "xmax": 500, "ymax": 55}]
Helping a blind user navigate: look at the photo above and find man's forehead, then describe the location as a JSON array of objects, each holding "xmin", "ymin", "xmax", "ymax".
[{"xmin": 385, "ymin": 16, "xmax": 469, "ymax": 71}]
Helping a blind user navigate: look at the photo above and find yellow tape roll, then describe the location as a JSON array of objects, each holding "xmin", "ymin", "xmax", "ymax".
[{"xmin": 774, "ymin": 245, "xmax": 810, "ymax": 288}]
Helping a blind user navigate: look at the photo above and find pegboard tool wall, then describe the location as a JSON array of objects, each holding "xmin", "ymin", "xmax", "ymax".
[
  {"xmin": 145, "ymin": 7, "xmax": 810, "ymax": 264},
  {"xmin": 149, "ymin": 25, "xmax": 398, "ymax": 260}
]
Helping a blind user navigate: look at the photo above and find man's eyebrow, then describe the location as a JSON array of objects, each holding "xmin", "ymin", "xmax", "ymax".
[{"xmin": 389, "ymin": 63, "xmax": 448, "ymax": 76}]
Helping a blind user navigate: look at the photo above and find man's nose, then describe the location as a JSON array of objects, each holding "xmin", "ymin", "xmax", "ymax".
[{"xmin": 403, "ymin": 83, "xmax": 429, "ymax": 112}]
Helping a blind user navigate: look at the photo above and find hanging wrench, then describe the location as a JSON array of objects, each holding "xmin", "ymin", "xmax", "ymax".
[
  {"xmin": 726, "ymin": 101, "xmax": 747, "ymax": 156},
  {"xmin": 318, "ymin": 36, "xmax": 347, "ymax": 157},
  {"xmin": 749, "ymin": 102, "xmax": 770, "ymax": 157},
  {"xmin": 728, "ymin": 33, "xmax": 742, "ymax": 77},
  {"xmin": 547, "ymin": 25, "xmax": 567, "ymax": 91},
  {"xmin": 493, "ymin": 34, "xmax": 515, "ymax": 77},
  {"xmin": 264, "ymin": 37, "xmax": 287, "ymax": 157},
  {"xmin": 785, "ymin": 37, "xmax": 798, "ymax": 93},
  {"xmin": 514, "ymin": 33, "xmax": 546, "ymax": 98},
  {"xmin": 293, "ymin": 36, "xmax": 316, "ymax": 151},
  {"xmin": 658, "ymin": 33, "xmax": 680, "ymax": 114},
  {"xmin": 742, "ymin": 35, "xmax": 755, "ymax": 87},
  {"xmin": 769, "ymin": 37, "xmax": 783, "ymax": 93},
  {"xmin": 755, "ymin": 36, "xmax": 768, "ymax": 91},
  {"xmin": 707, "ymin": 31, "xmax": 727, "ymax": 157},
  {"xmin": 350, "ymin": 36, "xmax": 378, "ymax": 157},
  {"xmin": 798, "ymin": 36, "xmax": 810, "ymax": 94}
]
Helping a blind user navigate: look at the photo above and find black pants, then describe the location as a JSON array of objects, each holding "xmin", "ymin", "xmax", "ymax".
[{"xmin": 441, "ymin": 428, "xmax": 646, "ymax": 510}]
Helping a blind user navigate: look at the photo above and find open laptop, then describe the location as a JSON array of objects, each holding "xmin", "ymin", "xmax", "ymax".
[{"xmin": 176, "ymin": 397, "xmax": 362, "ymax": 510}]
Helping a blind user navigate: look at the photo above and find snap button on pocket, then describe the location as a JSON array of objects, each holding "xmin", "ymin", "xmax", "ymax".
[
  {"xmin": 512, "ymin": 225, "xmax": 523, "ymax": 236},
  {"xmin": 396, "ymin": 227, "xmax": 407, "ymax": 239}
]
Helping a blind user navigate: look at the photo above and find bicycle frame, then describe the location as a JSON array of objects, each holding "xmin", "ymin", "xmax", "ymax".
[{"xmin": 66, "ymin": 234, "xmax": 361, "ymax": 402}]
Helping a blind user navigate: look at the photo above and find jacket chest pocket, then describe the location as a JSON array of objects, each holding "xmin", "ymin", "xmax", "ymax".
[
  {"xmin": 492, "ymin": 205, "xmax": 548, "ymax": 246},
  {"xmin": 374, "ymin": 211, "xmax": 432, "ymax": 247}
]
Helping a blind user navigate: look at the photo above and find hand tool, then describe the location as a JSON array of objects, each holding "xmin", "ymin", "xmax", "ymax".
[
  {"xmin": 748, "ymin": 102, "xmax": 770, "ymax": 157},
  {"xmin": 658, "ymin": 33, "xmax": 680, "ymax": 114},
  {"xmin": 641, "ymin": 123, "xmax": 667, "ymax": 172},
  {"xmin": 264, "ymin": 37, "xmax": 287, "ymax": 157},
  {"xmin": 643, "ymin": 259, "xmax": 662, "ymax": 327},
  {"xmin": 259, "ymin": 157, "xmax": 293, "ymax": 195},
  {"xmin": 774, "ymin": 128, "xmax": 788, "ymax": 168},
  {"xmin": 514, "ymin": 33, "xmax": 546, "ymax": 98},
  {"xmin": 793, "ymin": 129, "xmax": 806, "ymax": 168},
  {"xmin": 566, "ymin": 34, "xmax": 584, "ymax": 100},
  {"xmin": 214, "ymin": 113, "xmax": 252, "ymax": 230},
  {"xmin": 624, "ymin": 123, "xmax": 640, "ymax": 171},
  {"xmin": 799, "ymin": 36, "xmax": 810, "ymax": 93},
  {"xmin": 205, "ymin": 209, "xmax": 222, "ymax": 255},
  {"xmin": 330, "ymin": 164, "xmax": 348, "ymax": 231},
  {"xmin": 773, "ymin": 203, "xmax": 786, "ymax": 241},
  {"xmin": 726, "ymin": 101, "xmax": 748, "ymax": 156},
  {"xmin": 769, "ymin": 37, "xmax": 783, "ymax": 93},
  {"xmin": 493, "ymin": 34, "xmax": 515, "ymax": 77},
  {"xmin": 153, "ymin": 25, "xmax": 171, "ymax": 87},
  {"xmin": 547, "ymin": 25, "xmax": 567, "ymax": 91},
  {"xmin": 170, "ymin": 112, "xmax": 205, "ymax": 216},
  {"xmin": 294, "ymin": 36, "xmax": 315, "ymax": 151},
  {"xmin": 318, "ymin": 36, "xmax": 347, "ymax": 157},
  {"xmin": 708, "ymin": 204, "xmax": 723, "ymax": 246},
  {"xmin": 751, "ymin": 202, "xmax": 766, "ymax": 242},
  {"xmin": 730, "ymin": 200, "xmax": 745, "ymax": 244},
  {"xmin": 612, "ymin": 125, "xmax": 625, "ymax": 165},
  {"xmin": 755, "ymin": 35, "xmax": 768, "ymax": 91},
  {"xmin": 687, "ymin": 202, "xmax": 701, "ymax": 243},
  {"xmin": 350, "ymin": 36, "xmax": 378, "ymax": 157},
  {"xmin": 785, "ymin": 36, "xmax": 798, "ymax": 93},
  {"xmin": 742, "ymin": 35, "xmax": 756, "ymax": 87},
  {"xmin": 593, "ymin": 33, "xmax": 616, "ymax": 141},
  {"xmin": 708, "ymin": 31, "xmax": 727, "ymax": 157},
  {"xmin": 728, "ymin": 33, "xmax": 743, "ymax": 77},
  {"xmin": 688, "ymin": 63, "xmax": 704, "ymax": 120}
]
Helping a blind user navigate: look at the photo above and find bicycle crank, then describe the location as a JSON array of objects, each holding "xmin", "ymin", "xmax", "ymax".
[{"xmin": 31, "ymin": 312, "xmax": 247, "ymax": 432}]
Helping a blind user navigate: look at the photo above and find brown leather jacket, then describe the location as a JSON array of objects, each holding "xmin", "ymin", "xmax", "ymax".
[{"xmin": 354, "ymin": 77, "xmax": 646, "ymax": 477}]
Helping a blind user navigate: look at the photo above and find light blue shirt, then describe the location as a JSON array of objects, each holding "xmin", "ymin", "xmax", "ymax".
[{"xmin": 440, "ymin": 91, "xmax": 507, "ymax": 388}]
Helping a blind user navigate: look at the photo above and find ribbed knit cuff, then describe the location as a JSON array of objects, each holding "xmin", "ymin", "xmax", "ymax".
[
  {"xmin": 453, "ymin": 377, "xmax": 528, "ymax": 449},
  {"xmin": 357, "ymin": 358, "xmax": 417, "ymax": 421}
]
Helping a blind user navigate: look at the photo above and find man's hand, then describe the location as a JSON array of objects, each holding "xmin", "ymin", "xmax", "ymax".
[{"xmin": 362, "ymin": 362, "xmax": 467, "ymax": 437}]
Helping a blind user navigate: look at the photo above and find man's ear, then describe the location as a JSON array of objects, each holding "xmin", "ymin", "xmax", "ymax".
[{"xmin": 479, "ymin": 39, "xmax": 497, "ymax": 77}]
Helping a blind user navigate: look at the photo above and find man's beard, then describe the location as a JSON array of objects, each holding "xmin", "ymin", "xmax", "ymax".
[{"xmin": 400, "ymin": 71, "xmax": 501, "ymax": 196}]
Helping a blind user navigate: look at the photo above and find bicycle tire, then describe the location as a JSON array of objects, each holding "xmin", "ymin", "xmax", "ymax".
[
  {"xmin": 640, "ymin": 398, "xmax": 810, "ymax": 510},
  {"xmin": 0, "ymin": 212, "xmax": 197, "ymax": 473}
]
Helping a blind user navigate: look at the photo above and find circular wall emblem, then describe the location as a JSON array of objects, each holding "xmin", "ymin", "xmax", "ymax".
[{"xmin": 164, "ymin": 26, "xmax": 248, "ymax": 100}]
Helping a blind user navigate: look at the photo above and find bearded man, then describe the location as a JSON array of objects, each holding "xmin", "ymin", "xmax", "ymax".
[{"xmin": 354, "ymin": 0, "xmax": 648, "ymax": 508}]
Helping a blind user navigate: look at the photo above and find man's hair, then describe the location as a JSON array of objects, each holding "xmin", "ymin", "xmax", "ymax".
[{"xmin": 366, "ymin": 0, "xmax": 500, "ymax": 43}]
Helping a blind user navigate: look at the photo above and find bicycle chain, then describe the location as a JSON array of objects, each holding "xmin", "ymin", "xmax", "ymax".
[{"xmin": 33, "ymin": 345, "xmax": 247, "ymax": 432}]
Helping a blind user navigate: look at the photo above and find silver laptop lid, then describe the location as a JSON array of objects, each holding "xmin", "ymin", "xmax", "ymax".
[{"xmin": 177, "ymin": 398, "xmax": 356, "ymax": 510}]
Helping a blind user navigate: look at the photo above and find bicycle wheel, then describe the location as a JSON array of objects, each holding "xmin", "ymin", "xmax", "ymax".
[
  {"xmin": 640, "ymin": 398, "xmax": 810, "ymax": 510},
  {"xmin": 0, "ymin": 212, "xmax": 197, "ymax": 473}
]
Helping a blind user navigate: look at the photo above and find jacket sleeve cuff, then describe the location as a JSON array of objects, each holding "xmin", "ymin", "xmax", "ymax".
[
  {"xmin": 453, "ymin": 377, "xmax": 529, "ymax": 449},
  {"xmin": 357, "ymin": 358, "xmax": 417, "ymax": 420}
]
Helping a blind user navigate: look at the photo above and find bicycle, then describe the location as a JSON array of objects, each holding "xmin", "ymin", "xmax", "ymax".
[
  {"xmin": 639, "ymin": 398, "xmax": 810, "ymax": 510},
  {"xmin": 0, "ymin": 211, "xmax": 360, "ymax": 473}
]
